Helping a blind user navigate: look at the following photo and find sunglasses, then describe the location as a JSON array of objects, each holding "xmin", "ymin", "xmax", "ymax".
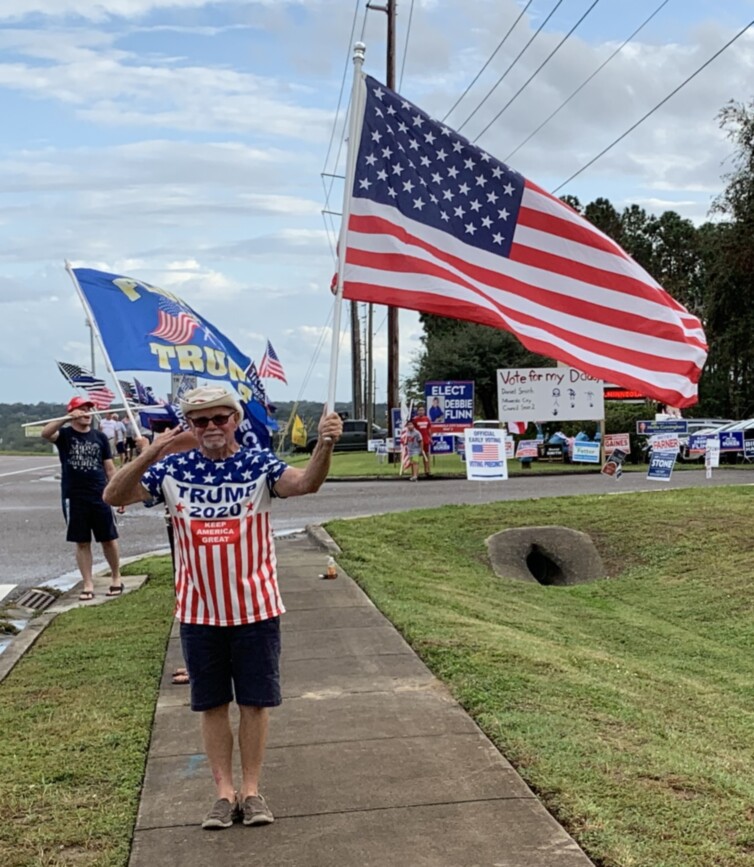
[{"xmin": 189, "ymin": 412, "xmax": 235, "ymax": 429}]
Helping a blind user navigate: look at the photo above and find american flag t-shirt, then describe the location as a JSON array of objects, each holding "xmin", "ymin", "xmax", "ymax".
[
  {"xmin": 341, "ymin": 76, "xmax": 707, "ymax": 409},
  {"xmin": 141, "ymin": 448, "xmax": 288, "ymax": 626}
]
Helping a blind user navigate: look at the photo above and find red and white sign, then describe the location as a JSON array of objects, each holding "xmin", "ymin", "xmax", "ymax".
[
  {"xmin": 649, "ymin": 434, "xmax": 680, "ymax": 453},
  {"xmin": 603, "ymin": 433, "xmax": 630, "ymax": 453}
]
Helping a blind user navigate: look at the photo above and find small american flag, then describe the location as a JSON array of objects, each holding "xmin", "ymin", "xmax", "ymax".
[
  {"xmin": 341, "ymin": 76, "xmax": 707, "ymax": 409},
  {"xmin": 471, "ymin": 442, "xmax": 500, "ymax": 460},
  {"xmin": 150, "ymin": 297, "xmax": 199, "ymax": 344},
  {"xmin": 57, "ymin": 361, "xmax": 115, "ymax": 410},
  {"xmin": 258, "ymin": 340, "xmax": 287, "ymax": 384}
]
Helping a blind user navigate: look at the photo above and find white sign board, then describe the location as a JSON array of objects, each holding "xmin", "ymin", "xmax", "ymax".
[
  {"xmin": 464, "ymin": 429, "xmax": 508, "ymax": 481},
  {"xmin": 497, "ymin": 367, "xmax": 604, "ymax": 422}
]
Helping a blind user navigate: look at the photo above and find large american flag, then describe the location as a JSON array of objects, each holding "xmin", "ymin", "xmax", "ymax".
[
  {"xmin": 258, "ymin": 340, "xmax": 287, "ymax": 384},
  {"xmin": 150, "ymin": 297, "xmax": 199, "ymax": 345},
  {"xmin": 56, "ymin": 361, "xmax": 115, "ymax": 409},
  {"xmin": 341, "ymin": 76, "xmax": 708, "ymax": 409}
]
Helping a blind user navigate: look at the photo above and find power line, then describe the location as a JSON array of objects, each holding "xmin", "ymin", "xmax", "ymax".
[
  {"xmin": 321, "ymin": 0, "xmax": 362, "ymax": 185},
  {"xmin": 505, "ymin": 0, "xmax": 671, "ymax": 162},
  {"xmin": 457, "ymin": 0, "xmax": 566, "ymax": 133},
  {"xmin": 442, "ymin": 0, "xmax": 533, "ymax": 123},
  {"xmin": 398, "ymin": 0, "xmax": 415, "ymax": 90},
  {"xmin": 473, "ymin": 0, "xmax": 603, "ymax": 144},
  {"xmin": 551, "ymin": 16, "xmax": 754, "ymax": 194}
]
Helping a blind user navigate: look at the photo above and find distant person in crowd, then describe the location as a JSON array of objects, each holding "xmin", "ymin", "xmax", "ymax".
[
  {"xmin": 123, "ymin": 417, "xmax": 137, "ymax": 463},
  {"xmin": 99, "ymin": 412, "xmax": 118, "ymax": 456},
  {"xmin": 428, "ymin": 396, "xmax": 444, "ymax": 424},
  {"xmin": 403, "ymin": 420, "xmax": 423, "ymax": 481},
  {"xmin": 112, "ymin": 414, "xmax": 127, "ymax": 467},
  {"xmin": 41, "ymin": 397, "xmax": 123, "ymax": 601},
  {"xmin": 412, "ymin": 403, "xmax": 432, "ymax": 477},
  {"xmin": 103, "ymin": 386, "xmax": 343, "ymax": 831}
]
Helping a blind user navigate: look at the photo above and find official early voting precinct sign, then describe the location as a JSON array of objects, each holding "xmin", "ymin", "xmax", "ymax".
[
  {"xmin": 497, "ymin": 367, "xmax": 603, "ymax": 423},
  {"xmin": 424, "ymin": 381, "xmax": 474, "ymax": 433},
  {"xmin": 464, "ymin": 428, "xmax": 508, "ymax": 480}
]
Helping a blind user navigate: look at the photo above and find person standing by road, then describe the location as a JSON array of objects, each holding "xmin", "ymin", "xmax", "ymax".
[
  {"xmin": 112, "ymin": 414, "xmax": 127, "ymax": 467},
  {"xmin": 41, "ymin": 397, "xmax": 123, "ymax": 601},
  {"xmin": 403, "ymin": 420, "xmax": 423, "ymax": 481},
  {"xmin": 412, "ymin": 403, "xmax": 432, "ymax": 477},
  {"xmin": 99, "ymin": 412, "xmax": 118, "ymax": 457},
  {"xmin": 103, "ymin": 386, "xmax": 343, "ymax": 831}
]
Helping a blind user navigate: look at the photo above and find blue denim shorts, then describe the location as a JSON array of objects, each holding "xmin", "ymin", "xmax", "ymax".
[{"xmin": 179, "ymin": 617, "xmax": 281, "ymax": 712}]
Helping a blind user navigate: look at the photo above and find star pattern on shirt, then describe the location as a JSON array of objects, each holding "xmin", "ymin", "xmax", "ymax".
[
  {"xmin": 142, "ymin": 447, "xmax": 287, "ymax": 499},
  {"xmin": 354, "ymin": 76, "xmax": 525, "ymax": 258}
]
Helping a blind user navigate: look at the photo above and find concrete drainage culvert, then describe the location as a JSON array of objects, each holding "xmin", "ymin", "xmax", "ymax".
[{"xmin": 486, "ymin": 526, "xmax": 605, "ymax": 586}]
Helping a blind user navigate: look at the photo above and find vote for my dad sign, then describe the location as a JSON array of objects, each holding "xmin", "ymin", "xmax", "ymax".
[{"xmin": 497, "ymin": 367, "xmax": 604, "ymax": 423}]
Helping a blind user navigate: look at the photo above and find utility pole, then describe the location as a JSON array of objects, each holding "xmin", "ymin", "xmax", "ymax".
[
  {"xmin": 86, "ymin": 319, "xmax": 96, "ymax": 375},
  {"xmin": 385, "ymin": 0, "xmax": 399, "ymax": 454},
  {"xmin": 368, "ymin": 0, "xmax": 400, "ymax": 450},
  {"xmin": 350, "ymin": 302, "xmax": 363, "ymax": 418}
]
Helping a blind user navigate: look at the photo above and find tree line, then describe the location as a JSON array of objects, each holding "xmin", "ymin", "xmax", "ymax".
[{"xmin": 409, "ymin": 100, "xmax": 754, "ymax": 423}]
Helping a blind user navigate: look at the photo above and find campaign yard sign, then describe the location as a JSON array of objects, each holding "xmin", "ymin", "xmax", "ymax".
[
  {"xmin": 636, "ymin": 419, "xmax": 688, "ymax": 435},
  {"xmin": 424, "ymin": 381, "xmax": 474, "ymax": 433},
  {"xmin": 497, "ymin": 366, "xmax": 603, "ymax": 423},
  {"xmin": 719, "ymin": 430, "xmax": 744, "ymax": 452},
  {"xmin": 649, "ymin": 434, "xmax": 680, "ymax": 454},
  {"xmin": 648, "ymin": 449, "xmax": 677, "ymax": 481},
  {"xmin": 515, "ymin": 440, "xmax": 540, "ymax": 459},
  {"xmin": 572, "ymin": 441, "xmax": 601, "ymax": 463},
  {"xmin": 464, "ymin": 429, "xmax": 508, "ymax": 480},
  {"xmin": 603, "ymin": 433, "xmax": 630, "ymax": 453},
  {"xmin": 431, "ymin": 434, "xmax": 456, "ymax": 454}
]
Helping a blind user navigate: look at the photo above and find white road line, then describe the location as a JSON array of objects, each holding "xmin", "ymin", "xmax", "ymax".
[
  {"xmin": 0, "ymin": 584, "xmax": 16, "ymax": 604},
  {"xmin": 0, "ymin": 464, "xmax": 58, "ymax": 479}
]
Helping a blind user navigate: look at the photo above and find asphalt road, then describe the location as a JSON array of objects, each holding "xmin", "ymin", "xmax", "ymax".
[{"xmin": 1, "ymin": 454, "xmax": 752, "ymax": 594}]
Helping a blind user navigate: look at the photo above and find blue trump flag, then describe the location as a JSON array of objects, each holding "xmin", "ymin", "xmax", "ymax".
[
  {"xmin": 73, "ymin": 267, "xmax": 251, "ymax": 386},
  {"xmin": 73, "ymin": 267, "xmax": 274, "ymax": 448}
]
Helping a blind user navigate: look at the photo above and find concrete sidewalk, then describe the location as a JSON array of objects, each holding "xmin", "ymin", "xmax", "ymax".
[{"xmin": 129, "ymin": 533, "xmax": 594, "ymax": 867}]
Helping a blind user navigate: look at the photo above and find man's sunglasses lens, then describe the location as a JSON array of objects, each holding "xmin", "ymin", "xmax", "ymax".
[{"xmin": 192, "ymin": 414, "xmax": 234, "ymax": 428}]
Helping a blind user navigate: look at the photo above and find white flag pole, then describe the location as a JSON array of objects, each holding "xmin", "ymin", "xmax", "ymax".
[
  {"xmin": 326, "ymin": 42, "xmax": 367, "ymax": 414},
  {"xmin": 64, "ymin": 261, "xmax": 141, "ymax": 434}
]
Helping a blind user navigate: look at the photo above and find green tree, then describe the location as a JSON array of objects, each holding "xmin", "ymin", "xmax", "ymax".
[{"xmin": 700, "ymin": 100, "xmax": 754, "ymax": 418}]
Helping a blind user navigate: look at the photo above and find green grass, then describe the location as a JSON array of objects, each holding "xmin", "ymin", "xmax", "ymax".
[
  {"xmin": 286, "ymin": 449, "xmax": 605, "ymax": 477},
  {"xmin": 326, "ymin": 486, "xmax": 754, "ymax": 867},
  {"xmin": 0, "ymin": 557, "xmax": 175, "ymax": 867}
]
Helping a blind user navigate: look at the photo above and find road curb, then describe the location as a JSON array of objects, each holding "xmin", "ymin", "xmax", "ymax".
[
  {"xmin": 305, "ymin": 524, "xmax": 342, "ymax": 555},
  {"xmin": 0, "ymin": 547, "xmax": 170, "ymax": 685}
]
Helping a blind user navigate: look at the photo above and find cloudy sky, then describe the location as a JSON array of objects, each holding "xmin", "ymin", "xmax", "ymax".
[{"xmin": 0, "ymin": 0, "xmax": 752, "ymax": 408}]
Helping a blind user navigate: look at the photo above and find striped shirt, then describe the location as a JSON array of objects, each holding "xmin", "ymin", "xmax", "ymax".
[{"xmin": 142, "ymin": 447, "xmax": 288, "ymax": 626}]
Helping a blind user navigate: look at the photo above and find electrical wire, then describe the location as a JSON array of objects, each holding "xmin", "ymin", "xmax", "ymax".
[
  {"xmin": 551, "ymin": 16, "xmax": 754, "ymax": 194},
  {"xmin": 457, "ymin": 0, "xmax": 566, "ymax": 133},
  {"xmin": 473, "ymin": 0, "xmax": 603, "ymax": 144},
  {"xmin": 442, "ymin": 0, "xmax": 533, "ymax": 123},
  {"xmin": 504, "ymin": 0, "xmax": 671, "ymax": 162},
  {"xmin": 321, "ymin": 2, "xmax": 370, "ymax": 256},
  {"xmin": 398, "ymin": 0, "xmax": 415, "ymax": 90}
]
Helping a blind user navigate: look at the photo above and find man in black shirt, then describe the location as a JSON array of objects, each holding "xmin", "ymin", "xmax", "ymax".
[{"xmin": 42, "ymin": 396, "xmax": 123, "ymax": 601}]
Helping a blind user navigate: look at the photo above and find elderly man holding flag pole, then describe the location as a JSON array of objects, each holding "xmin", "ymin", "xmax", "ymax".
[{"xmin": 103, "ymin": 386, "xmax": 342, "ymax": 829}]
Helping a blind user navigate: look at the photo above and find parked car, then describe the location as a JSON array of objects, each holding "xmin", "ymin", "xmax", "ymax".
[
  {"xmin": 643, "ymin": 418, "xmax": 733, "ymax": 461},
  {"xmin": 305, "ymin": 419, "xmax": 387, "ymax": 453},
  {"xmin": 677, "ymin": 418, "xmax": 736, "ymax": 460},
  {"xmin": 683, "ymin": 418, "xmax": 754, "ymax": 463}
]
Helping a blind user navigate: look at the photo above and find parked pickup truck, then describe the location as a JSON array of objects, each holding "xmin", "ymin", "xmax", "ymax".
[{"xmin": 305, "ymin": 419, "xmax": 387, "ymax": 453}]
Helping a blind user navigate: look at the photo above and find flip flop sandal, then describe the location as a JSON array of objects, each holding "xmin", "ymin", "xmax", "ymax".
[
  {"xmin": 171, "ymin": 672, "xmax": 190, "ymax": 685},
  {"xmin": 78, "ymin": 590, "xmax": 95, "ymax": 601},
  {"xmin": 106, "ymin": 584, "xmax": 125, "ymax": 597}
]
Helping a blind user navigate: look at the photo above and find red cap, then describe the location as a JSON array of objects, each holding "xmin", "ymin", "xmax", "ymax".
[{"xmin": 67, "ymin": 396, "xmax": 95, "ymax": 414}]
